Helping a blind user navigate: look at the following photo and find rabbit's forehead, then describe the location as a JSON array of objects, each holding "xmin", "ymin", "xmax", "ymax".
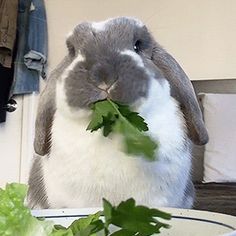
[
  {"xmin": 91, "ymin": 17, "xmax": 144, "ymax": 32},
  {"xmin": 70, "ymin": 17, "xmax": 146, "ymax": 42}
]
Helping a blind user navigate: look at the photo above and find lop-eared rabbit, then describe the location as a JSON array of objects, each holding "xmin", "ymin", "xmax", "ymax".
[{"xmin": 28, "ymin": 17, "xmax": 208, "ymax": 209}]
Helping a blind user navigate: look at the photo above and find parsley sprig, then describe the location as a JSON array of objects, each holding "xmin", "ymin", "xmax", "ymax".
[
  {"xmin": 102, "ymin": 198, "xmax": 171, "ymax": 236},
  {"xmin": 86, "ymin": 99, "xmax": 158, "ymax": 160}
]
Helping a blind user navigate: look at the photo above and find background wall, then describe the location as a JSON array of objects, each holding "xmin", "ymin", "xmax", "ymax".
[{"xmin": 45, "ymin": 0, "xmax": 236, "ymax": 81}]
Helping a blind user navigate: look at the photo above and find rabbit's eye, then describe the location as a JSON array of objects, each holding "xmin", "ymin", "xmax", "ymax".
[{"xmin": 134, "ymin": 40, "xmax": 142, "ymax": 53}]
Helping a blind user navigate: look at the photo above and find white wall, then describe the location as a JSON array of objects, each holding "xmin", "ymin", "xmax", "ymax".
[
  {"xmin": 0, "ymin": 97, "xmax": 22, "ymax": 186},
  {"xmin": 0, "ymin": 94, "xmax": 37, "ymax": 187},
  {"xmin": 46, "ymin": 0, "xmax": 236, "ymax": 80}
]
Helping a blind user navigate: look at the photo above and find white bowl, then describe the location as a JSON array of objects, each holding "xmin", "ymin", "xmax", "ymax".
[{"xmin": 32, "ymin": 207, "xmax": 236, "ymax": 236}]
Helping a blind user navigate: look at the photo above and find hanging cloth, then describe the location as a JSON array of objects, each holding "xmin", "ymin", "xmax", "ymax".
[{"xmin": 11, "ymin": 0, "xmax": 48, "ymax": 95}]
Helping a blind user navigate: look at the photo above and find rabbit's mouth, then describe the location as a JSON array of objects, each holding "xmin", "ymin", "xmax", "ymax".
[
  {"xmin": 90, "ymin": 76, "xmax": 148, "ymax": 107},
  {"xmin": 99, "ymin": 79, "xmax": 119, "ymax": 96},
  {"xmin": 90, "ymin": 79, "xmax": 119, "ymax": 102}
]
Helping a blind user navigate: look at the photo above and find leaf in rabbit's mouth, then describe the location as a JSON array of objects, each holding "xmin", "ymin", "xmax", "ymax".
[{"xmin": 86, "ymin": 99, "xmax": 158, "ymax": 160}]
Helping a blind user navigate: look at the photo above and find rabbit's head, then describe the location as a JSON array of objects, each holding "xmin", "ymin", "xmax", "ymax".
[{"xmin": 57, "ymin": 17, "xmax": 208, "ymax": 145}]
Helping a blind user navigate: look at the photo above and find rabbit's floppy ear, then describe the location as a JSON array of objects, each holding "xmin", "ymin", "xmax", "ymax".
[
  {"xmin": 151, "ymin": 43, "xmax": 208, "ymax": 145},
  {"xmin": 34, "ymin": 56, "xmax": 71, "ymax": 155}
]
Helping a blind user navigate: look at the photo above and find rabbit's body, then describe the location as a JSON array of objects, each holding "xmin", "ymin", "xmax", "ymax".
[
  {"xmin": 42, "ymin": 77, "xmax": 191, "ymax": 209},
  {"xmin": 28, "ymin": 17, "xmax": 208, "ymax": 209}
]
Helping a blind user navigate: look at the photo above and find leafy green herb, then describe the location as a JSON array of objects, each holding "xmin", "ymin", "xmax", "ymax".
[
  {"xmin": 102, "ymin": 198, "xmax": 171, "ymax": 236},
  {"xmin": 0, "ymin": 183, "xmax": 171, "ymax": 236},
  {"xmin": 67, "ymin": 212, "xmax": 104, "ymax": 236},
  {"xmin": 87, "ymin": 99, "xmax": 158, "ymax": 160},
  {"xmin": 0, "ymin": 183, "xmax": 55, "ymax": 236}
]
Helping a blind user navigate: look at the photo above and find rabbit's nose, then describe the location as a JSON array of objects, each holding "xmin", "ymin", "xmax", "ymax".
[
  {"xmin": 98, "ymin": 82, "xmax": 109, "ymax": 90},
  {"xmin": 98, "ymin": 78, "xmax": 118, "ymax": 93},
  {"xmin": 90, "ymin": 63, "xmax": 117, "ymax": 87}
]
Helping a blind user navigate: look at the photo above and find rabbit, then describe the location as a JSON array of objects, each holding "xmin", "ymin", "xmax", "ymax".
[{"xmin": 28, "ymin": 17, "xmax": 208, "ymax": 209}]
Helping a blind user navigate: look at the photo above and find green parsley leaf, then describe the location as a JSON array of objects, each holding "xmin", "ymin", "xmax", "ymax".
[
  {"xmin": 50, "ymin": 228, "xmax": 73, "ymax": 236},
  {"xmin": 102, "ymin": 198, "xmax": 171, "ymax": 236},
  {"xmin": 117, "ymin": 103, "xmax": 148, "ymax": 132},
  {"xmin": 67, "ymin": 212, "xmax": 104, "ymax": 236},
  {"xmin": 86, "ymin": 99, "xmax": 158, "ymax": 160},
  {"xmin": 86, "ymin": 100, "xmax": 117, "ymax": 132}
]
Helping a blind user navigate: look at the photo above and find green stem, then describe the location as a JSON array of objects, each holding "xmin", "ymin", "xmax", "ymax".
[
  {"xmin": 107, "ymin": 99, "xmax": 124, "ymax": 120},
  {"xmin": 107, "ymin": 99, "xmax": 140, "ymax": 134}
]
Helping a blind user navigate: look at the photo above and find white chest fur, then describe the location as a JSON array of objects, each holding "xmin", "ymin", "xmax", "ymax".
[{"xmin": 42, "ymin": 78, "xmax": 191, "ymax": 208}]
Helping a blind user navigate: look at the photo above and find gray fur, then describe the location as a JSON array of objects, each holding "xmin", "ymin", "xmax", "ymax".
[
  {"xmin": 64, "ymin": 17, "xmax": 208, "ymax": 146},
  {"xmin": 27, "ymin": 155, "xmax": 49, "ymax": 209},
  {"xmin": 29, "ymin": 17, "xmax": 208, "ymax": 209},
  {"xmin": 182, "ymin": 179, "xmax": 195, "ymax": 208},
  {"xmin": 151, "ymin": 43, "xmax": 209, "ymax": 145},
  {"xmin": 34, "ymin": 56, "xmax": 72, "ymax": 156},
  {"xmin": 64, "ymin": 18, "xmax": 152, "ymax": 108},
  {"xmin": 29, "ymin": 57, "xmax": 72, "ymax": 207}
]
